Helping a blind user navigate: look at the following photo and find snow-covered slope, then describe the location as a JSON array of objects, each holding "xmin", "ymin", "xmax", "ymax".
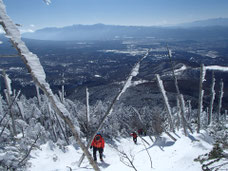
[{"xmin": 28, "ymin": 130, "xmax": 214, "ymax": 171}]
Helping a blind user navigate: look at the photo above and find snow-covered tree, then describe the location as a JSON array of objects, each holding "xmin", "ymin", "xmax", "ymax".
[
  {"xmin": 197, "ymin": 64, "xmax": 206, "ymax": 133},
  {"xmin": 208, "ymin": 71, "xmax": 216, "ymax": 125}
]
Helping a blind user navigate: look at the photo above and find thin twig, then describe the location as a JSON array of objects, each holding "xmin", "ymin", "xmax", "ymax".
[{"xmin": 17, "ymin": 134, "xmax": 40, "ymax": 167}]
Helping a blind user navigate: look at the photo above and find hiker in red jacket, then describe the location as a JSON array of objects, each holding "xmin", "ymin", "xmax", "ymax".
[
  {"xmin": 90, "ymin": 133, "xmax": 105, "ymax": 162},
  {"xmin": 130, "ymin": 132, "xmax": 137, "ymax": 144}
]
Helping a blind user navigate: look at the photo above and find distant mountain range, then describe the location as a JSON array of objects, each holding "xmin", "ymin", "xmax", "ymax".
[
  {"xmin": 179, "ymin": 18, "xmax": 228, "ymax": 27},
  {"xmin": 22, "ymin": 18, "xmax": 228, "ymax": 41}
]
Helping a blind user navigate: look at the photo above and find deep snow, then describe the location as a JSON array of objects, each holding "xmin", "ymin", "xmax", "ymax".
[{"xmin": 28, "ymin": 130, "xmax": 214, "ymax": 171}]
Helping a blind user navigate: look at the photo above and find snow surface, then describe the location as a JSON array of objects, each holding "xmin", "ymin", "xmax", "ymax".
[
  {"xmin": 94, "ymin": 75, "xmax": 102, "ymax": 78},
  {"xmin": 205, "ymin": 65, "xmax": 228, "ymax": 72},
  {"xmin": 131, "ymin": 80, "xmax": 148, "ymax": 86},
  {"xmin": 100, "ymin": 49, "xmax": 148, "ymax": 56},
  {"xmin": 28, "ymin": 130, "xmax": 214, "ymax": 171},
  {"xmin": 174, "ymin": 65, "xmax": 187, "ymax": 74}
]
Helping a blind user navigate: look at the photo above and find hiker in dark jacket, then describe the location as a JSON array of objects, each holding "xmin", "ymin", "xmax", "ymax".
[
  {"xmin": 90, "ymin": 133, "xmax": 105, "ymax": 161},
  {"xmin": 130, "ymin": 132, "xmax": 137, "ymax": 144}
]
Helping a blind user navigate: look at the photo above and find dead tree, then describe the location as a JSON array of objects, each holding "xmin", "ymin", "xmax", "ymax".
[
  {"xmin": 179, "ymin": 94, "xmax": 187, "ymax": 135},
  {"xmin": 155, "ymin": 74, "xmax": 174, "ymax": 132},
  {"xmin": 217, "ymin": 79, "xmax": 224, "ymax": 121},
  {"xmin": 167, "ymin": 47, "xmax": 191, "ymax": 135},
  {"xmin": 197, "ymin": 64, "xmax": 206, "ymax": 133},
  {"xmin": 2, "ymin": 70, "xmax": 16, "ymax": 136},
  {"xmin": 48, "ymin": 102, "xmax": 69, "ymax": 145},
  {"xmin": 35, "ymin": 84, "xmax": 41, "ymax": 107},
  {"xmin": 186, "ymin": 100, "xmax": 192, "ymax": 121},
  {"xmin": 0, "ymin": 2, "xmax": 99, "ymax": 170},
  {"xmin": 85, "ymin": 87, "xmax": 90, "ymax": 137},
  {"xmin": 224, "ymin": 110, "xmax": 227, "ymax": 121},
  {"xmin": 208, "ymin": 71, "xmax": 215, "ymax": 125},
  {"xmin": 78, "ymin": 50, "xmax": 150, "ymax": 166}
]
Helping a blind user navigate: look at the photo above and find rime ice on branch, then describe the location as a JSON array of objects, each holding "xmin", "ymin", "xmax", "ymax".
[
  {"xmin": 0, "ymin": 1, "xmax": 99, "ymax": 170},
  {"xmin": 155, "ymin": 74, "xmax": 174, "ymax": 132}
]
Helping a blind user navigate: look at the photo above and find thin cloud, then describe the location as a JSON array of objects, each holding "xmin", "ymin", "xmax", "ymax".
[{"xmin": 19, "ymin": 29, "xmax": 34, "ymax": 34}]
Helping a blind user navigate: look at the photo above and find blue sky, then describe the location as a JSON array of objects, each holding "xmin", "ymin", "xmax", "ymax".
[{"xmin": 3, "ymin": 0, "xmax": 228, "ymax": 31}]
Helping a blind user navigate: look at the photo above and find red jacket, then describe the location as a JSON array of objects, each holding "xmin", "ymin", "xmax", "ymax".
[
  {"xmin": 131, "ymin": 132, "xmax": 137, "ymax": 138},
  {"xmin": 91, "ymin": 134, "xmax": 105, "ymax": 148}
]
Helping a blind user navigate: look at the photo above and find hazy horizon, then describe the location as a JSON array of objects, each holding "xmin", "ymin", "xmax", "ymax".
[{"xmin": 2, "ymin": 0, "xmax": 228, "ymax": 33}]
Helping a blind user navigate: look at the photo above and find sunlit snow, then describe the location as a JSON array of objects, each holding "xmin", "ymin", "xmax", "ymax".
[{"xmin": 29, "ymin": 130, "xmax": 214, "ymax": 171}]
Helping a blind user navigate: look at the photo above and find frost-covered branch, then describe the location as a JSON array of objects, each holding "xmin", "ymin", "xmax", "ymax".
[
  {"xmin": 167, "ymin": 47, "xmax": 191, "ymax": 135},
  {"xmin": 208, "ymin": 71, "xmax": 215, "ymax": 125},
  {"xmin": 217, "ymin": 79, "xmax": 224, "ymax": 121},
  {"xmin": 2, "ymin": 70, "xmax": 16, "ymax": 136},
  {"xmin": 78, "ymin": 50, "xmax": 149, "ymax": 166},
  {"xmin": 197, "ymin": 64, "xmax": 206, "ymax": 133},
  {"xmin": 155, "ymin": 74, "xmax": 174, "ymax": 132},
  {"xmin": 86, "ymin": 87, "xmax": 90, "ymax": 131},
  {"xmin": 35, "ymin": 84, "xmax": 41, "ymax": 106},
  {"xmin": 0, "ymin": 2, "xmax": 99, "ymax": 170}
]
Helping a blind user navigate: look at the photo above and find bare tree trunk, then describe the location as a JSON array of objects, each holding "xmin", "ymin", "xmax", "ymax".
[
  {"xmin": 0, "ymin": 118, "xmax": 10, "ymax": 137},
  {"xmin": 0, "ymin": 3, "xmax": 100, "ymax": 170},
  {"xmin": 47, "ymin": 103, "xmax": 58, "ymax": 142},
  {"xmin": 197, "ymin": 64, "xmax": 206, "ymax": 133},
  {"xmin": 167, "ymin": 47, "xmax": 191, "ymax": 135},
  {"xmin": 208, "ymin": 71, "xmax": 215, "ymax": 125},
  {"xmin": 0, "ymin": 93, "xmax": 19, "ymax": 126},
  {"xmin": 217, "ymin": 79, "xmax": 224, "ymax": 122},
  {"xmin": 49, "ymin": 103, "xmax": 70, "ymax": 145},
  {"xmin": 179, "ymin": 94, "xmax": 187, "ymax": 135},
  {"xmin": 61, "ymin": 85, "xmax": 65, "ymax": 103},
  {"xmin": 36, "ymin": 84, "xmax": 41, "ymax": 107},
  {"xmin": 187, "ymin": 100, "xmax": 192, "ymax": 121},
  {"xmin": 165, "ymin": 131, "xmax": 177, "ymax": 141},
  {"xmin": 155, "ymin": 74, "xmax": 174, "ymax": 132},
  {"xmin": 85, "ymin": 87, "xmax": 90, "ymax": 138},
  {"xmin": 225, "ymin": 110, "xmax": 227, "ymax": 121},
  {"xmin": 179, "ymin": 94, "xmax": 193, "ymax": 134},
  {"xmin": 0, "ymin": 95, "xmax": 3, "ymax": 116},
  {"xmin": 176, "ymin": 97, "xmax": 181, "ymax": 131},
  {"xmin": 16, "ymin": 101, "xmax": 25, "ymax": 120},
  {"xmin": 2, "ymin": 70, "xmax": 16, "ymax": 136}
]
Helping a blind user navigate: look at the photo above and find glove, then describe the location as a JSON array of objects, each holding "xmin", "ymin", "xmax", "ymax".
[{"xmin": 90, "ymin": 146, "xmax": 92, "ymax": 149}]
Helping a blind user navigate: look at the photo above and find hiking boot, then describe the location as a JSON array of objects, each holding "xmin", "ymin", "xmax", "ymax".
[{"xmin": 100, "ymin": 158, "xmax": 104, "ymax": 162}]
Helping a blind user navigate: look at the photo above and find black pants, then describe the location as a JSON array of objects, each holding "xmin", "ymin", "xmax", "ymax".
[
  {"xmin": 133, "ymin": 137, "xmax": 137, "ymax": 144},
  {"xmin": 93, "ymin": 147, "xmax": 103, "ymax": 161}
]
